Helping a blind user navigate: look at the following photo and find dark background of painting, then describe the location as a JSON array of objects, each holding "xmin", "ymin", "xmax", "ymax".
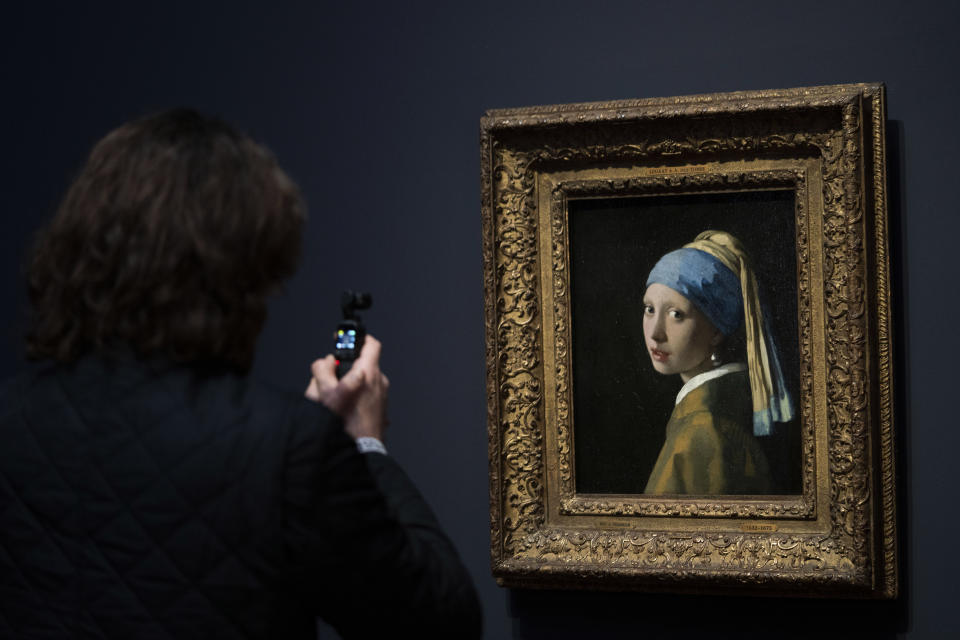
[
  {"xmin": 4, "ymin": 1, "xmax": 959, "ymax": 637},
  {"xmin": 570, "ymin": 190, "xmax": 801, "ymax": 495}
]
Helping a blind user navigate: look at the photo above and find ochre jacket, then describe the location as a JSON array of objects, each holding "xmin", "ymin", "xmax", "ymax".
[{"xmin": 644, "ymin": 369, "xmax": 772, "ymax": 495}]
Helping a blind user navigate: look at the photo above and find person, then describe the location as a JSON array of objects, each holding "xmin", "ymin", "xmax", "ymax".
[
  {"xmin": 0, "ymin": 109, "xmax": 481, "ymax": 638},
  {"xmin": 641, "ymin": 230, "xmax": 794, "ymax": 495}
]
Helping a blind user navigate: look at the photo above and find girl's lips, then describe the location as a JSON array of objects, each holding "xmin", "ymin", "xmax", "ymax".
[{"xmin": 650, "ymin": 348, "xmax": 669, "ymax": 362}]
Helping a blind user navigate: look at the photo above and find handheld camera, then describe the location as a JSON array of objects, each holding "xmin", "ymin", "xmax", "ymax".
[{"xmin": 334, "ymin": 290, "xmax": 372, "ymax": 378}]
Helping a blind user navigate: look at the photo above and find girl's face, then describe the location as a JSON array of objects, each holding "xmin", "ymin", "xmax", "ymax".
[{"xmin": 642, "ymin": 283, "xmax": 722, "ymax": 382}]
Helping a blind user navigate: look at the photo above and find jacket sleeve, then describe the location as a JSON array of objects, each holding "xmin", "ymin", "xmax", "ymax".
[{"xmin": 282, "ymin": 399, "xmax": 482, "ymax": 638}]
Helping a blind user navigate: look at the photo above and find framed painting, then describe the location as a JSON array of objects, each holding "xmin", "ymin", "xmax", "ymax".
[{"xmin": 480, "ymin": 83, "xmax": 897, "ymax": 596}]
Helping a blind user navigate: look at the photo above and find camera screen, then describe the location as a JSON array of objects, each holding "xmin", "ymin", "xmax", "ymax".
[{"xmin": 336, "ymin": 328, "xmax": 357, "ymax": 351}]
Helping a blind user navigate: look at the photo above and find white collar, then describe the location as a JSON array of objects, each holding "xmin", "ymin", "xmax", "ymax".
[{"xmin": 675, "ymin": 362, "xmax": 747, "ymax": 406}]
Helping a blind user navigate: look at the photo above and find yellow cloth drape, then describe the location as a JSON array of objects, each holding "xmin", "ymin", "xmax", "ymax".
[{"xmin": 683, "ymin": 231, "xmax": 793, "ymax": 435}]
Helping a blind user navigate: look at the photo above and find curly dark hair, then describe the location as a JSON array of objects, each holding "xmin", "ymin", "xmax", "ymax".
[{"xmin": 26, "ymin": 109, "xmax": 305, "ymax": 371}]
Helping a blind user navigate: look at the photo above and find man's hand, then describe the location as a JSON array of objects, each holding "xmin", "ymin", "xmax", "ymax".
[{"xmin": 305, "ymin": 335, "xmax": 389, "ymax": 442}]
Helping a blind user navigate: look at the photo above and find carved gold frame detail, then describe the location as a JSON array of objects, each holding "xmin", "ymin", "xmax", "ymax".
[{"xmin": 480, "ymin": 83, "xmax": 896, "ymax": 596}]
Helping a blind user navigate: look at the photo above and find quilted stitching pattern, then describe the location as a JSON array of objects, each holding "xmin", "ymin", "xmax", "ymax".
[{"xmin": 0, "ymin": 358, "xmax": 309, "ymax": 638}]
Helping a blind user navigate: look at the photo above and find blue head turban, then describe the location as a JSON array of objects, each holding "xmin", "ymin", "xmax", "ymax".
[{"xmin": 645, "ymin": 248, "xmax": 743, "ymax": 336}]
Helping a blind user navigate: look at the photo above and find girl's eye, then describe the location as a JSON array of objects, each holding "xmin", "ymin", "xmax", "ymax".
[
  {"xmin": 669, "ymin": 309, "xmax": 685, "ymax": 320},
  {"xmin": 643, "ymin": 304, "xmax": 654, "ymax": 314}
]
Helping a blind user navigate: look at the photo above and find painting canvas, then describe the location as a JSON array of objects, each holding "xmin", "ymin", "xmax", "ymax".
[{"xmin": 569, "ymin": 191, "xmax": 802, "ymax": 497}]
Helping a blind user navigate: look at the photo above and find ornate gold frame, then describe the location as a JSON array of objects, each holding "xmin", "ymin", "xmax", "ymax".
[{"xmin": 480, "ymin": 83, "xmax": 896, "ymax": 597}]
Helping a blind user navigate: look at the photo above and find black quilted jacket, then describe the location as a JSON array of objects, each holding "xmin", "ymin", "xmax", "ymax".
[{"xmin": 0, "ymin": 354, "xmax": 481, "ymax": 638}]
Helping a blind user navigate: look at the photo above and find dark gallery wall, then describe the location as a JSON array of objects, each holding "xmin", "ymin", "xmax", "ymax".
[{"xmin": 3, "ymin": 1, "xmax": 958, "ymax": 637}]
